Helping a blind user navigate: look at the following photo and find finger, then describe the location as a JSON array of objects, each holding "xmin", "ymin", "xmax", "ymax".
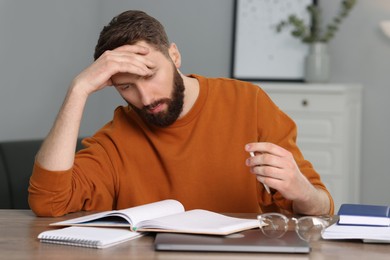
[
  {"xmin": 254, "ymin": 167, "xmax": 282, "ymax": 193},
  {"xmin": 250, "ymin": 164, "xmax": 284, "ymax": 180},
  {"xmin": 104, "ymin": 50, "xmax": 156, "ymax": 71},
  {"xmin": 98, "ymin": 53, "xmax": 155, "ymax": 79},
  {"xmin": 114, "ymin": 44, "xmax": 150, "ymax": 55},
  {"xmin": 245, "ymin": 142, "xmax": 289, "ymax": 157},
  {"xmin": 252, "ymin": 153, "xmax": 287, "ymax": 170},
  {"xmin": 114, "ymin": 54, "xmax": 156, "ymax": 76},
  {"xmin": 113, "ymin": 45, "xmax": 157, "ymax": 69},
  {"xmin": 256, "ymin": 174, "xmax": 283, "ymax": 190}
]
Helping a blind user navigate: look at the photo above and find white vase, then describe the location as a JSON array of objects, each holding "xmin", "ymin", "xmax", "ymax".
[{"xmin": 304, "ymin": 42, "xmax": 330, "ymax": 83}]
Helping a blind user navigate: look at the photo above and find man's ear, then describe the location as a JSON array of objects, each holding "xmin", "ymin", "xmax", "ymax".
[{"xmin": 168, "ymin": 43, "xmax": 181, "ymax": 68}]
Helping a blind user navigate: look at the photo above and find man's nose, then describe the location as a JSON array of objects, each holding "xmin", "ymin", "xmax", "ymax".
[{"xmin": 137, "ymin": 83, "xmax": 154, "ymax": 107}]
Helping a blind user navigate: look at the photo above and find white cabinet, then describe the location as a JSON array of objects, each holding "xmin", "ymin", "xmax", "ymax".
[{"xmin": 258, "ymin": 83, "xmax": 363, "ymax": 211}]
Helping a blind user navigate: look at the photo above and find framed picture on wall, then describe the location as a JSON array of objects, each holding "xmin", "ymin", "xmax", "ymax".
[{"xmin": 231, "ymin": 0, "xmax": 314, "ymax": 82}]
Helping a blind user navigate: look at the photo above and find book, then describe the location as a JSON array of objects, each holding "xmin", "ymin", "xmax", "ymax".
[
  {"xmin": 38, "ymin": 226, "xmax": 143, "ymax": 249},
  {"xmin": 337, "ymin": 203, "xmax": 390, "ymax": 226},
  {"xmin": 322, "ymin": 223, "xmax": 390, "ymax": 243},
  {"xmin": 50, "ymin": 199, "xmax": 260, "ymax": 235}
]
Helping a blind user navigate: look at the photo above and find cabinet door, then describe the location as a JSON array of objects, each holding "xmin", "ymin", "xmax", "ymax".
[{"xmin": 260, "ymin": 84, "xmax": 362, "ymax": 212}]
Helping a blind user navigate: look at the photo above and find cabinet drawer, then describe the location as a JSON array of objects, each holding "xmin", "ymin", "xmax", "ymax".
[
  {"xmin": 298, "ymin": 145, "xmax": 343, "ymax": 177},
  {"xmin": 294, "ymin": 114, "xmax": 343, "ymax": 143},
  {"xmin": 265, "ymin": 92, "xmax": 345, "ymax": 113}
]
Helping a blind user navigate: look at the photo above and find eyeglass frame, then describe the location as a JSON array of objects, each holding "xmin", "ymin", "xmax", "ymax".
[{"xmin": 257, "ymin": 212, "xmax": 331, "ymax": 242}]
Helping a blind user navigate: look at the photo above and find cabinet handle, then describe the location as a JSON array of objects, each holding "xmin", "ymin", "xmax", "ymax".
[{"xmin": 302, "ymin": 99, "xmax": 309, "ymax": 107}]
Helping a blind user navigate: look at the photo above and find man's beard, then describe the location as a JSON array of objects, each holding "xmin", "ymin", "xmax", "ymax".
[{"xmin": 129, "ymin": 68, "xmax": 185, "ymax": 127}]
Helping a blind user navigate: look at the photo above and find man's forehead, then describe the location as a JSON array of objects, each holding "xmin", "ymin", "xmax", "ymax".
[{"xmin": 111, "ymin": 71, "xmax": 156, "ymax": 86}]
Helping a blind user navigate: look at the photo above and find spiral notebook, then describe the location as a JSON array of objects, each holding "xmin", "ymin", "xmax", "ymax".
[{"xmin": 38, "ymin": 226, "xmax": 142, "ymax": 249}]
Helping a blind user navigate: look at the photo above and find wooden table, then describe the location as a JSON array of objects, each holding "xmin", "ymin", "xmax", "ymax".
[{"xmin": 0, "ymin": 210, "xmax": 389, "ymax": 259}]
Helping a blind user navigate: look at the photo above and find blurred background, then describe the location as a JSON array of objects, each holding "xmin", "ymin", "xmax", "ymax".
[{"xmin": 0, "ymin": 0, "xmax": 389, "ymax": 206}]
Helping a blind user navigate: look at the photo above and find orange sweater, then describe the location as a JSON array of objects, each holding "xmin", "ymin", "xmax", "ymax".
[{"xmin": 28, "ymin": 75, "xmax": 334, "ymax": 217}]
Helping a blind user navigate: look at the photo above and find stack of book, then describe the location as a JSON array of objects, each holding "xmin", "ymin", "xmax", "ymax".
[{"xmin": 322, "ymin": 203, "xmax": 390, "ymax": 243}]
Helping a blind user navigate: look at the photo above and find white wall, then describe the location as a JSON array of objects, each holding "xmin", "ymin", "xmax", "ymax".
[
  {"xmin": 0, "ymin": 0, "xmax": 106, "ymax": 140},
  {"xmin": 0, "ymin": 0, "xmax": 388, "ymax": 206},
  {"xmin": 321, "ymin": 0, "xmax": 390, "ymax": 206}
]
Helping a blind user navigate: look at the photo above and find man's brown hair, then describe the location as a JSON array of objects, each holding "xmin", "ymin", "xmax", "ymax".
[{"xmin": 94, "ymin": 10, "xmax": 170, "ymax": 60}]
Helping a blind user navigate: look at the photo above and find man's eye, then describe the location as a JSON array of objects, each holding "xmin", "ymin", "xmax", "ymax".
[{"xmin": 121, "ymin": 84, "xmax": 134, "ymax": 90}]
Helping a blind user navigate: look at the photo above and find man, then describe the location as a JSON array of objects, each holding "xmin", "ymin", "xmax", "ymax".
[{"xmin": 28, "ymin": 10, "xmax": 334, "ymax": 217}]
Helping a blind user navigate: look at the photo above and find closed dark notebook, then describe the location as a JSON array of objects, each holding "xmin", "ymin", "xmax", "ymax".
[{"xmin": 338, "ymin": 204, "xmax": 390, "ymax": 226}]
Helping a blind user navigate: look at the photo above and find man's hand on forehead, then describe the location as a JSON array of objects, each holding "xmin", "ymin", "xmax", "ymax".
[
  {"xmin": 108, "ymin": 44, "xmax": 156, "ymax": 77},
  {"xmin": 71, "ymin": 43, "xmax": 158, "ymax": 96}
]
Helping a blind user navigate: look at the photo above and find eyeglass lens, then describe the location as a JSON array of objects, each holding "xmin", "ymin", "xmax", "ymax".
[
  {"xmin": 258, "ymin": 213, "xmax": 288, "ymax": 239},
  {"xmin": 295, "ymin": 216, "xmax": 328, "ymax": 242}
]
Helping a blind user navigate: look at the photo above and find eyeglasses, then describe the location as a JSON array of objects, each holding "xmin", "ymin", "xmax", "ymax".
[{"xmin": 257, "ymin": 213, "xmax": 331, "ymax": 242}]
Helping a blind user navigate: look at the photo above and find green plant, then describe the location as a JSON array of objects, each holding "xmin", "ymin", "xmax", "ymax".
[{"xmin": 276, "ymin": 0, "xmax": 357, "ymax": 43}]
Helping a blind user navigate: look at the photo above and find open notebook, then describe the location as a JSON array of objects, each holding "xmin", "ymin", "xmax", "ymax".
[{"xmin": 50, "ymin": 199, "xmax": 259, "ymax": 235}]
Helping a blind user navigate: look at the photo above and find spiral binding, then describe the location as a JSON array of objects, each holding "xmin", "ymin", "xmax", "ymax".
[{"xmin": 40, "ymin": 236, "xmax": 101, "ymax": 249}]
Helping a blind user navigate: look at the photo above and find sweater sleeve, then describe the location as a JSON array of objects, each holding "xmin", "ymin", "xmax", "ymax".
[
  {"xmin": 255, "ymin": 88, "xmax": 334, "ymax": 215},
  {"xmin": 28, "ymin": 137, "xmax": 117, "ymax": 217},
  {"xmin": 28, "ymin": 162, "xmax": 72, "ymax": 216}
]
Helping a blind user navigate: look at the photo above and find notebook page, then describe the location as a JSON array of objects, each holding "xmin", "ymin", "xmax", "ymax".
[
  {"xmin": 136, "ymin": 209, "xmax": 259, "ymax": 234},
  {"xmin": 115, "ymin": 199, "xmax": 185, "ymax": 227},
  {"xmin": 51, "ymin": 199, "xmax": 185, "ymax": 227}
]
